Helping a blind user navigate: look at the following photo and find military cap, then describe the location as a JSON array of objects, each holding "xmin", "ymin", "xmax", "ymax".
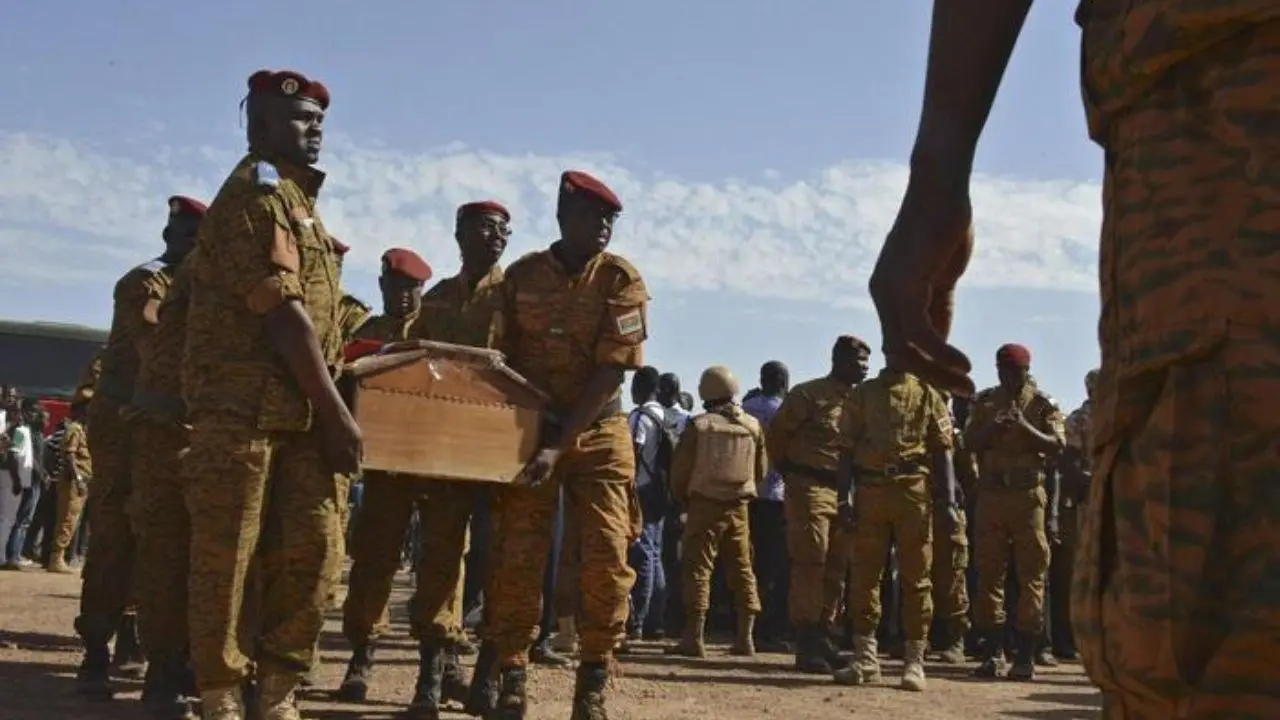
[
  {"xmin": 380, "ymin": 248, "xmax": 432, "ymax": 283},
  {"xmin": 246, "ymin": 69, "xmax": 331, "ymax": 109},
  {"xmin": 996, "ymin": 343, "xmax": 1032, "ymax": 368},
  {"xmin": 167, "ymin": 195, "xmax": 208, "ymax": 219},
  {"xmin": 559, "ymin": 170, "xmax": 622, "ymax": 213},
  {"xmin": 331, "ymin": 237, "xmax": 350, "ymax": 255},
  {"xmin": 833, "ymin": 335, "xmax": 870, "ymax": 355},
  {"xmin": 457, "ymin": 200, "xmax": 511, "ymax": 222}
]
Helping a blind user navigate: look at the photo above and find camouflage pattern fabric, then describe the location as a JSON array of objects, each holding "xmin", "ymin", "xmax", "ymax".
[
  {"xmin": 931, "ymin": 506, "xmax": 970, "ymax": 641},
  {"xmin": 1073, "ymin": 11, "xmax": 1280, "ymax": 717},
  {"xmin": 132, "ymin": 418, "xmax": 191, "ymax": 663},
  {"xmin": 485, "ymin": 247, "xmax": 647, "ymax": 667},
  {"xmin": 337, "ymin": 294, "xmax": 373, "ymax": 341},
  {"xmin": 783, "ymin": 479, "xmax": 838, "ymax": 626},
  {"xmin": 841, "ymin": 369, "xmax": 952, "ymax": 642},
  {"xmin": 342, "ymin": 472, "xmax": 426, "ymax": 644},
  {"xmin": 411, "ymin": 266, "xmax": 505, "ymax": 348},
  {"xmin": 182, "ymin": 154, "xmax": 343, "ymax": 692},
  {"xmin": 765, "ymin": 377, "xmax": 857, "ymax": 477},
  {"xmin": 966, "ymin": 382, "xmax": 1063, "ymax": 635},
  {"xmin": 821, "ymin": 524, "xmax": 852, "ymax": 628},
  {"xmin": 352, "ymin": 312, "xmax": 417, "ymax": 342},
  {"xmin": 51, "ymin": 420, "xmax": 91, "ymax": 560},
  {"xmin": 96, "ymin": 260, "xmax": 175, "ymax": 405},
  {"xmin": 679, "ymin": 498, "xmax": 760, "ymax": 615}
]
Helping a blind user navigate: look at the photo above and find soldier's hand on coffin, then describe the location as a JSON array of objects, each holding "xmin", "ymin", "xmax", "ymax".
[
  {"xmin": 319, "ymin": 406, "xmax": 364, "ymax": 475},
  {"xmin": 515, "ymin": 447, "xmax": 562, "ymax": 487}
]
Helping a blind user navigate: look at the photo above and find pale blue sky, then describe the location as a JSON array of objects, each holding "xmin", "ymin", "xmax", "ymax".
[{"xmin": 0, "ymin": 1, "xmax": 1101, "ymax": 409}]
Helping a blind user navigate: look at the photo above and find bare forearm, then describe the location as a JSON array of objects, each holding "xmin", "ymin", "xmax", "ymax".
[
  {"xmin": 264, "ymin": 301, "xmax": 344, "ymax": 416},
  {"xmin": 911, "ymin": 0, "xmax": 1034, "ymax": 176}
]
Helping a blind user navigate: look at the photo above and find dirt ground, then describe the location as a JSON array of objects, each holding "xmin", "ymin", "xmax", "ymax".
[{"xmin": 0, "ymin": 568, "xmax": 1102, "ymax": 719}]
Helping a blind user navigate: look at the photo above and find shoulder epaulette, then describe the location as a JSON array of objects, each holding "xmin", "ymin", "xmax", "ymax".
[
  {"xmin": 1033, "ymin": 389, "xmax": 1059, "ymax": 408},
  {"xmin": 601, "ymin": 252, "xmax": 643, "ymax": 283},
  {"xmin": 137, "ymin": 258, "xmax": 167, "ymax": 274},
  {"xmin": 254, "ymin": 161, "xmax": 280, "ymax": 188}
]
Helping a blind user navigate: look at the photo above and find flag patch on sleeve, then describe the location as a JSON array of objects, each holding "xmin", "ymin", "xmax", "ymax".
[{"xmin": 615, "ymin": 309, "xmax": 643, "ymax": 336}]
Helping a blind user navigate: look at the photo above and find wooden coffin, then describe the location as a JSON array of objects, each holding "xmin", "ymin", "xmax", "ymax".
[{"xmin": 341, "ymin": 340, "xmax": 549, "ymax": 483}]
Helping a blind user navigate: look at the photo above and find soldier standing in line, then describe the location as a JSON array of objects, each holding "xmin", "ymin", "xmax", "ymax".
[
  {"xmin": 181, "ymin": 69, "xmax": 359, "ymax": 720},
  {"xmin": 664, "ymin": 366, "xmax": 765, "ymax": 658},
  {"xmin": 831, "ymin": 362, "xmax": 957, "ymax": 691},
  {"xmin": 931, "ymin": 396, "xmax": 972, "ymax": 664},
  {"xmin": 765, "ymin": 335, "xmax": 869, "ymax": 673},
  {"xmin": 964, "ymin": 344, "xmax": 1063, "ymax": 681},
  {"xmin": 128, "ymin": 197, "xmax": 208, "ymax": 719},
  {"xmin": 48, "ymin": 399, "xmax": 92, "ymax": 574},
  {"xmin": 74, "ymin": 195, "xmax": 199, "ymax": 698},
  {"xmin": 1052, "ymin": 368, "xmax": 1096, "ymax": 661},
  {"xmin": 483, "ymin": 170, "xmax": 647, "ymax": 720}
]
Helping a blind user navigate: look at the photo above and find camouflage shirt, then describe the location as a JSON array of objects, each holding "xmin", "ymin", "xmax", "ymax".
[
  {"xmin": 965, "ymin": 381, "xmax": 1066, "ymax": 488},
  {"xmin": 61, "ymin": 420, "xmax": 92, "ymax": 482},
  {"xmin": 97, "ymin": 258, "xmax": 175, "ymax": 403},
  {"xmin": 841, "ymin": 369, "xmax": 952, "ymax": 479},
  {"xmin": 1065, "ymin": 399, "xmax": 1093, "ymax": 471},
  {"xmin": 766, "ymin": 376, "xmax": 857, "ymax": 480},
  {"xmin": 352, "ymin": 312, "xmax": 418, "ymax": 343},
  {"xmin": 412, "ymin": 266, "xmax": 504, "ymax": 348},
  {"xmin": 132, "ymin": 258, "xmax": 196, "ymax": 423},
  {"xmin": 183, "ymin": 154, "xmax": 343, "ymax": 431},
  {"xmin": 500, "ymin": 247, "xmax": 647, "ymax": 413},
  {"xmin": 337, "ymin": 294, "xmax": 374, "ymax": 342}
]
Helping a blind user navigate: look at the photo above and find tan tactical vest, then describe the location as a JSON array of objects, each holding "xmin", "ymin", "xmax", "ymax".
[{"xmin": 687, "ymin": 410, "xmax": 759, "ymax": 502}]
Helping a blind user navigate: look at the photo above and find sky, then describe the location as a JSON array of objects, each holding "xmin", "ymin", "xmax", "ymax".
[{"xmin": 0, "ymin": 1, "xmax": 1102, "ymax": 410}]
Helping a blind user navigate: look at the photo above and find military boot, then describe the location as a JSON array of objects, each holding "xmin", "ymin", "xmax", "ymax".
[
  {"xmin": 47, "ymin": 556, "xmax": 74, "ymax": 574},
  {"xmin": 664, "ymin": 614, "xmax": 706, "ymax": 658},
  {"xmin": 113, "ymin": 613, "xmax": 147, "ymax": 678},
  {"xmin": 793, "ymin": 625, "xmax": 832, "ymax": 674},
  {"xmin": 900, "ymin": 639, "xmax": 928, "ymax": 692},
  {"xmin": 972, "ymin": 628, "xmax": 1006, "ymax": 679},
  {"xmin": 1035, "ymin": 642, "xmax": 1059, "ymax": 667},
  {"xmin": 1007, "ymin": 631, "xmax": 1037, "ymax": 681},
  {"xmin": 936, "ymin": 635, "xmax": 967, "ymax": 664},
  {"xmin": 491, "ymin": 666, "xmax": 528, "ymax": 720},
  {"xmin": 441, "ymin": 643, "xmax": 470, "ymax": 706},
  {"xmin": 254, "ymin": 671, "xmax": 302, "ymax": 720},
  {"xmin": 76, "ymin": 639, "xmax": 114, "ymax": 699},
  {"xmin": 462, "ymin": 641, "xmax": 498, "ymax": 717},
  {"xmin": 569, "ymin": 661, "xmax": 610, "ymax": 720},
  {"xmin": 143, "ymin": 658, "xmax": 197, "ymax": 719},
  {"xmin": 201, "ymin": 686, "xmax": 246, "ymax": 720},
  {"xmin": 405, "ymin": 643, "xmax": 444, "ymax": 719},
  {"xmin": 833, "ymin": 635, "xmax": 880, "ymax": 685},
  {"xmin": 730, "ymin": 613, "xmax": 756, "ymax": 656},
  {"xmin": 335, "ymin": 642, "xmax": 376, "ymax": 702}
]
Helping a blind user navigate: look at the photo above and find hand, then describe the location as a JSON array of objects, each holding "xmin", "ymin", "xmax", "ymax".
[
  {"xmin": 868, "ymin": 175, "xmax": 975, "ymax": 398},
  {"xmin": 514, "ymin": 447, "xmax": 562, "ymax": 488},
  {"xmin": 837, "ymin": 502, "xmax": 857, "ymax": 530},
  {"xmin": 318, "ymin": 405, "xmax": 363, "ymax": 475},
  {"xmin": 1046, "ymin": 513, "xmax": 1061, "ymax": 545},
  {"xmin": 946, "ymin": 503, "xmax": 963, "ymax": 535}
]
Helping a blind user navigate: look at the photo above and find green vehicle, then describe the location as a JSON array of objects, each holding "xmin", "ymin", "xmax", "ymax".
[{"xmin": 0, "ymin": 320, "xmax": 107, "ymax": 429}]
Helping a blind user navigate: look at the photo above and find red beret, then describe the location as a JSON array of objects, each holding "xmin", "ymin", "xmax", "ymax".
[
  {"xmin": 246, "ymin": 69, "xmax": 331, "ymax": 110},
  {"xmin": 331, "ymin": 237, "xmax": 350, "ymax": 256},
  {"xmin": 456, "ymin": 200, "xmax": 511, "ymax": 222},
  {"xmin": 559, "ymin": 170, "xmax": 622, "ymax": 213},
  {"xmin": 380, "ymin": 248, "xmax": 432, "ymax": 283},
  {"xmin": 167, "ymin": 196, "xmax": 207, "ymax": 219},
  {"xmin": 996, "ymin": 343, "xmax": 1032, "ymax": 368}
]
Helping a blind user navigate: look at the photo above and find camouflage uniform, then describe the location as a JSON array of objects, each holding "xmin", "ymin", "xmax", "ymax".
[
  {"xmin": 931, "ymin": 429, "xmax": 971, "ymax": 661},
  {"xmin": 1070, "ymin": 7, "xmax": 1280, "ymax": 717},
  {"xmin": 965, "ymin": 381, "xmax": 1064, "ymax": 676},
  {"xmin": 834, "ymin": 369, "xmax": 952, "ymax": 690},
  {"xmin": 1051, "ymin": 396, "xmax": 1091, "ymax": 658},
  {"xmin": 332, "ymin": 293, "xmax": 372, "ymax": 559},
  {"xmin": 51, "ymin": 419, "xmax": 91, "ymax": 566},
  {"xmin": 182, "ymin": 155, "xmax": 344, "ymax": 696},
  {"xmin": 666, "ymin": 402, "xmax": 765, "ymax": 657},
  {"xmin": 484, "ymin": 249, "xmax": 647, "ymax": 669},
  {"xmin": 765, "ymin": 375, "xmax": 856, "ymax": 672},
  {"xmin": 76, "ymin": 254, "xmax": 175, "ymax": 689}
]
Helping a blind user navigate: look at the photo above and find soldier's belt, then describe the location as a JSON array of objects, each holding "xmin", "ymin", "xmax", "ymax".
[
  {"xmin": 131, "ymin": 389, "xmax": 187, "ymax": 424},
  {"xmin": 985, "ymin": 468, "xmax": 1043, "ymax": 489},
  {"xmin": 97, "ymin": 374, "xmax": 136, "ymax": 403},
  {"xmin": 854, "ymin": 459, "xmax": 927, "ymax": 482},
  {"xmin": 779, "ymin": 461, "xmax": 839, "ymax": 487}
]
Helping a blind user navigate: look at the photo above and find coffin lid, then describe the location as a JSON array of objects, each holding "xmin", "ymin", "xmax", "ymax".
[{"xmin": 344, "ymin": 339, "xmax": 550, "ymax": 405}]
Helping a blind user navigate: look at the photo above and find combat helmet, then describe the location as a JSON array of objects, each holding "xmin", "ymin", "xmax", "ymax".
[{"xmin": 698, "ymin": 365, "xmax": 740, "ymax": 403}]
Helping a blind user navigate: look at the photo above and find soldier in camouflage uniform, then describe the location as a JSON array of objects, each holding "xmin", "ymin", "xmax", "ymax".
[
  {"xmin": 484, "ymin": 171, "xmax": 646, "ymax": 720},
  {"xmin": 664, "ymin": 366, "xmax": 765, "ymax": 658},
  {"xmin": 832, "ymin": 364, "xmax": 957, "ymax": 691},
  {"xmin": 128, "ymin": 197, "xmax": 207, "ymax": 719},
  {"xmin": 182, "ymin": 69, "xmax": 358, "ymax": 720},
  {"xmin": 48, "ymin": 400, "xmax": 92, "ymax": 574},
  {"xmin": 963, "ymin": 345, "xmax": 1064, "ymax": 681},
  {"xmin": 765, "ymin": 335, "xmax": 869, "ymax": 673},
  {"xmin": 75, "ymin": 195, "xmax": 200, "ymax": 698},
  {"xmin": 931, "ymin": 396, "xmax": 972, "ymax": 664},
  {"xmin": 1051, "ymin": 369, "xmax": 1095, "ymax": 661}
]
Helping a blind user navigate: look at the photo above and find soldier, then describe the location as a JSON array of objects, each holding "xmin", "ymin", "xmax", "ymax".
[
  {"xmin": 831, "ymin": 363, "xmax": 956, "ymax": 691},
  {"xmin": 349, "ymin": 248, "xmax": 434, "ymax": 341},
  {"xmin": 932, "ymin": 396, "xmax": 972, "ymax": 664},
  {"xmin": 48, "ymin": 400, "xmax": 91, "ymax": 574},
  {"xmin": 129, "ymin": 197, "xmax": 207, "ymax": 719},
  {"xmin": 765, "ymin": 335, "xmax": 869, "ymax": 673},
  {"xmin": 182, "ymin": 69, "xmax": 358, "ymax": 720},
  {"xmin": 482, "ymin": 170, "xmax": 646, "ymax": 719},
  {"xmin": 665, "ymin": 366, "xmax": 765, "ymax": 658},
  {"xmin": 74, "ymin": 195, "xmax": 201, "ymax": 698},
  {"xmin": 1052, "ymin": 368, "xmax": 1096, "ymax": 661},
  {"xmin": 339, "ymin": 202, "xmax": 507, "ymax": 720},
  {"xmin": 963, "ymin": 345, "xmax": 1063, "ymax": 681}
]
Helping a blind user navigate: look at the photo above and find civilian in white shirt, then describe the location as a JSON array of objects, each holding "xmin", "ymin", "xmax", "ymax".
[
  {"xmin": 0, "ymin": 411, "xmax": 34, "ymax": 569},
  {"xmin": 626, "ymin": 367, "xmax": 670, "ymax": 642}
]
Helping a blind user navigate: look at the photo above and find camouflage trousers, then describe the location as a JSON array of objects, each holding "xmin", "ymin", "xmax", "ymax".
[
  {"xmin": 847, "ymin": 477, "xmax": 933, "ymax": 642},
  {"xmin": 132, "ymin": 418, "xmax": 192, "ymax": 664},
  {"xmin": 342, "ymin": 472, "xmax": 472, "ymax": 646},
  {"xmin": 783, "ymin": 476, "xmax": 846, "ymax": 627},
  {"xmin": 183, "ymin": 413, "xmax": 342, "ymax": 692},
  {"xmin": 75, "ymin": 398, "xmax": 137, "ymax": 642},
  {"xmin": 51, "ymin": 479, "xmax": 88, "ymax": 561},
  {"xmin": 485, "ymin": 415, "xmax": 636, "ymax": 666},
  {"xmin": 931, "ymin": 504, "xmax": 970, "ymax": 642},
  {"xmin": 972, "ymin": 486, "xmax": 1049, "ymax": 634},
  {"xmin": 681, "ymin": 496, "xmax": 760, "ymax": 616}
]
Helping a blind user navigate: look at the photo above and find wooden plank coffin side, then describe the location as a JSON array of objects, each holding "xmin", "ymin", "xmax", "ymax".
[{"xmin": 346, "ymin": 340, "xmax": 549, "ymax": 483}]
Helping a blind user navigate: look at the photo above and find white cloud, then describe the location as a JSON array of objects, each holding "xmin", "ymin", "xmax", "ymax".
[{"xmin": 0, "ymin": 130, "xmax": 1102, "ymax": 305}]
